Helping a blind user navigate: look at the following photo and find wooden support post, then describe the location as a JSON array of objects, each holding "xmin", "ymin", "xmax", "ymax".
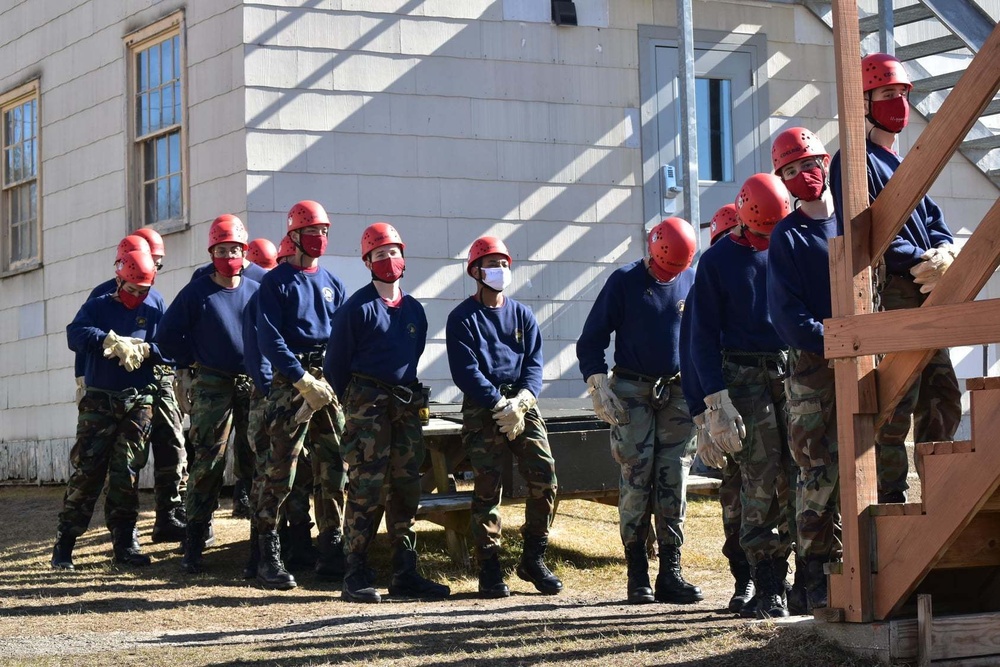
[{"xmin": 917, "ymin": 594, "xmax": 933, "ymax": 667}]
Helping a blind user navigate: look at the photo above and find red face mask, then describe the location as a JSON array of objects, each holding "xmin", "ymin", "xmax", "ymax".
[
  {"xmin": 118, "ymin": 287, "xmax": 147, "ymax": 310},
  {"xmin": 370, "ymin": 256, "xmax": 405, "ymax": 283},
  {"xmin": 743, "ymin": 227, "xmax": 771, "ymax": 252},
  {"xmin": 648, "ymin": 258, "xmax": 679, "ymax": 283},
  {"xmin": 785, "ymin": 166, "xmax": 826, "ymax": 202},
  {"xmin": 869, "ymin": 95, "xmax": 909, "ymax": 133},
  {"xmin": 299, "ymin": 233, "xmax": 328, "ymax": 258},
  {"xmin": 213, "ymin": 257, "xmax": 244, "ymax": 278}
]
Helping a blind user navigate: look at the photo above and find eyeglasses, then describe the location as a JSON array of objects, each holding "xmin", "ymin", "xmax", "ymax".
[{"xmin": 211, "ymin": 246, "xmax": 245, "ymax": 258}]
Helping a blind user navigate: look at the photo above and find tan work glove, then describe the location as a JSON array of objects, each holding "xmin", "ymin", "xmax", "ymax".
[
  {"xmin": 174, "ymin": 368, "xmax": 194, "ymax": 414},
  {"xmin": 493, "ymin": 389, "xmax": 536, "ymax": 441},
  {"xmin": 693, "ymin": 412, "xmax": 725, "ymax": 469},
  {"xmin": 293, "ymin": 371, "xmax": 336, "ymax": 417},
  {"xmin": 910, "ymin": 243, "xmax": 957, "ymax": 293},
  {"xmin": 103, "ymin": 335, "xmax": 149, "ymax": 372},
  {"xmin": 75, "ymin": 377, "xmax": 86, "ymax": 407},
  {"xmin": 704, "ymin": 389, "xmax": 746, "ymax": 454},
  {"xmin": 586, "ymin": 373, "xmax": 627, "ymax": 426},
  {"xmin": 102, "ymin": 330, "xmax": 130, "ymax": 362}
]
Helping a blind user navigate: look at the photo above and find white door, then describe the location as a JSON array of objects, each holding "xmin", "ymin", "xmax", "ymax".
[{"xmin": 653, "ymin": 46, "xmax": 758, "ymax": 253}]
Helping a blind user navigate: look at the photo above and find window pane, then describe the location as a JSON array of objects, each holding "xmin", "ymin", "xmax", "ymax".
[
  {"xmin": 161, "ymin": 37, "xmax": 173, "ymax": 83},
  {"xmin": 23, "ymin": 139, "xmax": 33, "ymax": 177},
  {"xmin": 9, "ymin": 145, "xmax": 21, "ymax": 182},
  {"xmin": 695, "ymin": 78, "xmax": 734, "ymax": 182},
  {"xmin": 29, "ymin": 181, "xmax": 37, "ymax": 218},
  {"xmin": 145, "ymin": 181, "xmax": 157, "ymax": 225},
  {"xmin": 169, "ymin": 174, "xmax": 181, "ymax": 218},
  {"xmin": 138, "ymin": 50, "xmax": 148, "ymax": 93},
  {"xmin": 10, "ymin": 105, "xmax": 21, "ymax": 144},
  {"xmin": 162, "ymin": 84, "xmax": 174, "ymax": 126},
  {"xmin": 156, "ymin": 135, "xmax": 168, "ymax": 178},
  {"xmin": 169, "ymin": 131, "xmax": 180, "ymax": 174},
  {"xmin": 149, "ymin": 89, "xmax": 161, "ymax": 132},
  {"xmin": 173, "ymin": 35, "xmax": 180, "ymax": 78},
  {"xmin": 143, "ymin": 139, "xmax": 155, "ymax": 182},
  {"xmin": 149, "ymin": 43, "xmax": 161, "ymax": 88},
  {"xmin": 157, "ymin": 177, "xmax": 169, "ymax": 221},
  {"xmin": 172, "ymin": 80, "xmax": 181, "ymax": 123}
]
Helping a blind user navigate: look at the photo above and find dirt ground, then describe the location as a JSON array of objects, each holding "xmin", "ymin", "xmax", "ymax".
[{"xmin": 0, "ymin": 485, "xmax": 882, "ymax": 667}]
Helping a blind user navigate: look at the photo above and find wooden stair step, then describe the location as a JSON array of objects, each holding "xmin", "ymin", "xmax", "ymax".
[
  {"xmin": 916, "ymin": 440, "xmax": 974, "ymax": 457},
  {"xmin": 965, "ymin": 376, "xmax": 1000, "ymax": 391}
]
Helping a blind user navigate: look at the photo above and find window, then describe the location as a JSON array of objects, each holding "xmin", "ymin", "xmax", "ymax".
[
  {"xmin": 1, "ymin": 80, "xmax": 41, "ymax": 274},
  {"xmin": 695, "ymin": 77, "xmax": 734, "ymax": 183},
  {"xmin": 126, "ymin": 12, "xmax": 185, "ymax": 231}
]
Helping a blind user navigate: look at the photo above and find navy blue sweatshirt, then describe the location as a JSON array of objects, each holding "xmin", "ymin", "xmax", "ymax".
[
  {"xmin": 576, "ymin": 260, "xmax": 694, "ymax": 380},
  {"xmin": 191, "ymin": 261, "xmax": 269, "ymax": 284},
  {"xmin": 679, "ymin": 292, "xmax": 706, "ymax": 416},
  {"xmin": 73, "ymin": 279, "xmax": 167, "ymax": 378},
  {"xmin": 689, "ymin": 235, "xmax": 786, "ymax": 395},
  {"xmin": 242, "ymin": 292, "xmax": 271, "ymax": 394},
  {"xmin": 830, "ymin": 140, "xmax": 953, "ymax": 275},
  {"xmin": 323, "ymin": 283, "xmax": 428, "ymax": 397},
  {"xmin": 446, "ymin": 296, "xmax": 543, "ymax": 409},
  {"xmin": 67, "ymin": 294, "xmax": 166, "ymax": 391},
  {"xmin": 155, "ymin": 275, "xmax": 260, "ymax": 374},
  {"xmin": 256, "ymin": 262, "xmax": 346, "ymax": 382},
  {"xmin": 767, "ymin": 208, "xmax": 837, "ymax": 355}
]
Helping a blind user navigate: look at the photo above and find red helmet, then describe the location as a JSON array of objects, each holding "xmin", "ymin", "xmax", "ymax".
[
  {"xmin": 276, "ymin": 235, "xmax": 296, "ymax": 260},
  {"xmin": 247, "ymin": 238, "xmax": 278, "ymax": 269},
  {"xmin": 648, "ymin": 217, "xmax": 696, "ymax": 274},
  {"xmin": 862, "ymin": 53, "xmax": 912, "ymax": 93},
  {"xmin": 287, "ymin": 200, "xmax": 330, "ymax": 233},
  {"xmin": 771, "ymin": 127, "xmax": 829, "ymax": 175},
  {"xmin": 134, "ymin": 227, "xmax": 165, "ymax": 256},
  {"xmin": 709, "ymin": 204, "xmax": 740, "ymax": 245},
  {"xmin": 361, "ymin": 222, "xmax": 405, "ymax": 259},
  {"xmin": 467, "ymin": 236, "xmax": 512, "ymax": 277},
  {"xmin": 116, "ymin": 250, "xmax": 157, "ymax": 287},
  {"xmin": 735, "ymin": 173, "xmax": 792, "ymax": 235},
  {"xmin": 116, "ymin": 235, "xmax": 151, "ymax": 263},
  {"xmin": 207, "ymin": 214, "xmax": 249, "ymax": 250}
]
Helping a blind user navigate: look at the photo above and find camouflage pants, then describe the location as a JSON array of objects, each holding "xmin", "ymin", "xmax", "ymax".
[
  {"xmin": 342, "ymin": 377, "xmax": 425, "ymax": 556},
  {"xmin": 876, "ymin": 276, "xmax": 961, "ymax": 498},
  {"xmin": 723, "ymin": 354, "xmax": 796, "ymax": 565},
  {"xmin": 608, "ymin": 375, "xmax": 694, "ymax": 549},
  {"xmin": 151, "ymin": 368, "xmax": 188, "ymax": 511},
  {"xmin": 256, "ymin": 368, "xmax": 347, "ymax": 534},
  {"xmin": 58, "ymin": 389, "xmax": 154, "ymax": 535},
  {"xmin": 462, "ymin": 399, "xmax": 557, "ymax": 559},
  {"xmin": 248, "ymin": 390, "xmax": 312, "ymax": 525},
  {"xmin": 185, "ymin": 368, "xmax": 253, "ymax": 523},
  {"xmin": 786, "ymin": 348, "xmax": 842, "ymax": 562},
  {"xmin": 229, "ymin": 373, "xmax": 254, "ymax": 485},
  {"xmin": 718, "ymin": 455, "xmax": 745, "ymax": 565}
]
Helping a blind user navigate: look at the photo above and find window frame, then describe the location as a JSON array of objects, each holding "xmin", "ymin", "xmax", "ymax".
[
  {"xmin": 124, "ymin": 11, "xmax": 188, "ymax": 235},
  {"xmin": 0, "ymin": 78, "xmax": 42, "ymax": 277}
]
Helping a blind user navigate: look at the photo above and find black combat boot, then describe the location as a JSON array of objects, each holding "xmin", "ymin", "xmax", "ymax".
[
  {"xmin": 342, "ymin": 553, "xmax": 380, "ymax": 603},
  {"xmin": 110, "ymin": 524, "xmax": 151, "ymax": 566},
  {"xmin": 285, "ymin": 522, "xmax": 319, "ymax": 571},
  {"xmin": 786, "ymin": 556, "xmax": 808, "ymax": 615},
  {"xmin": 478, "ymin": 553, "xmax": 510, "ymax": 599},
  {"xmin": 242, "ymin": 525, "xmax": 259, "ymax": 579},
  {"xmin": 655, "ymin": 546, "xmax": 703, "ymax": 604},
  {"xmin": 181, "ymin": 521, "xmax": 208, "ymax": 574},
  {"xmin": 51, "ymin": 528, "xmax": 77, "ymax": 570},
  {"xmin": 314, "ymin": 528, "xmax": 346, "ymax": 581},
  {"xmin": 728, "ymin": 557, "xmax": 755, "ymax": 613},
  {"xmin": 804, "ymin": 557, "xmax": 830, "ymax": 610},
  {"xmin": 257, "ymin": 530, "xmax": 297, "ymax": 590},
  {"xmin": 231, "ymin": 481, "xmax": 252, "ymax": 519},
  {"xmin": 754, "ymin": 558, "xmax": 790, "ymax": 619},
  {"xmin": 516, "ymin": 536, "xmax": 563, "ymax": 595},
  {"xmin": 151, "ymin": 507, "xmax": 186, "ymax": 543},
  {"xmin": 625, "ymin": 543, "xmax": 655, "ymax": 604},
  {"xmin": 388, "ymin": 549, "xmax": 450, "ymax": 599}
]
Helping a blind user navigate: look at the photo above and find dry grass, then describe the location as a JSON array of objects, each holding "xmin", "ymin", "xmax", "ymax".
[{"xmin": 0, "ymin": 485, "xmax": 881, "ymax": 666}]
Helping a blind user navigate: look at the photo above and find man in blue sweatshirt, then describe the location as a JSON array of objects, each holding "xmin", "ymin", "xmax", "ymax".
[
  {"xmin": 254, "ymin": 200, "xmax": 348, "ymax": 590},
  {"xmin": 690, "ymin": 173, "xmax": 794, "ymax": 618},
  {"xmin": 577, "ymin": 217, "xmax": 701, "ymax": 606},
  {"xmin": 325, "ymin": 222, "xmax": 449, "ymax": 603},
  {"xmin": 155, "ymin": 215, "xmax": 260, "ymax": 574},
  {"xmin": 830, "ymin": 53, "xmax": 961, "ymax": 504},
  {"xmin": 53, "ymin": 250, "xmax": 167, "ymax": 570},
  {"xmin": 768, "ymin": 127, "xmax": 841, "ymax": 612},
  {"xmin": 447, "ymin": 236, "xmax": 562, "ymax": 599}
]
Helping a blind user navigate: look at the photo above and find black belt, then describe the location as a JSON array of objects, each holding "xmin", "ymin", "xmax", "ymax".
[
  {"xmin": 723, "ymin": 349, "xmax": 786, "ymax": 372},
  {"xmin": 293, "ymin": 345, "xmax": 326, "ymax": 368},
  {"xmin": 613, "ymin": 367, "xmax": 678, "ymax": 384},
  {"xmin": 352, "ymin": 373, "xmax": 419, "ymax": 404}
]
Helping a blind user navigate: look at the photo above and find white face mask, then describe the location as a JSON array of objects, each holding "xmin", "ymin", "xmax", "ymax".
[{"xmin": 480, "ymin": 266, "xmax": 511, "ymax": 292}]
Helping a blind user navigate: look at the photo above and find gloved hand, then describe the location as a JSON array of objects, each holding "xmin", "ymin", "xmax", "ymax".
[
  {"xmin": 294, "ymin": 390, "xmax": 341, "ymax": 424},
  {"xmin": 910, "ymin": 243, "xmax": 957, "ymax": 290},
  {"xmin": 704, "ymin": 389, "xmax": 746, "ymax": 454},
  {"xmin": 493, "ymin": 389, "xmax": 536, "ymax": 441},
  {"xmin": 102, "ymin": 330, "xmax": 130, "ymax": 362},
  {"xmin": 293, "ymin": 372, "xmax": 337, "ymax": 411},
  {"xmin": 75, "ymin": 377, "xmax": 86, "ymax": 407},
  {"xmin": 586, "ymin": 373, "xmax": 627, "ymax": 426},
  {"xmin": 104, "ymin": 336, "xmax": 149, "ymax": 372},
  {"xmin": 174, "ymin": 368, "xmax": 194, "ymax": 414},
  {"xmin": 693, "ymin": 412, "xmax": 725, "ymax": 469}
]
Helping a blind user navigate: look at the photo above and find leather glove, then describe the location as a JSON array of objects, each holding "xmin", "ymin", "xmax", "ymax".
[
  {"xmin": 293, "ymin": 372, "xmax": 337, "ymax": 412},
  {"xmin": 910, "ymin": 244, "xmax": 957, "ymax": 290},
  {"xmin": 173, "ymin": 368, "xmax": 194, "ymax": 414},
  {"xmin": 102, "ymin": 330, "xmax": 130, "ymax": 362},
  {"xmin": 493, "ymin": 389, "xmax": 536, "ymax": 441},
  {"xmin": 586, "ymin": 373, "xmax": 627, "ymax": 426},
  {"xmin": 104, "ymin": 337, "xmax": 149, "ymax": 372},
  {"xmin": 693, "ymin": 412, "xmax": 725, "ymax": 469},
  {"xmin": 75, "ymin": 377, "xmax": 86, "ymax": 407},
  {"xmin": 704, "ymin": 389, "xmax": 746, "ymax": 454}
]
